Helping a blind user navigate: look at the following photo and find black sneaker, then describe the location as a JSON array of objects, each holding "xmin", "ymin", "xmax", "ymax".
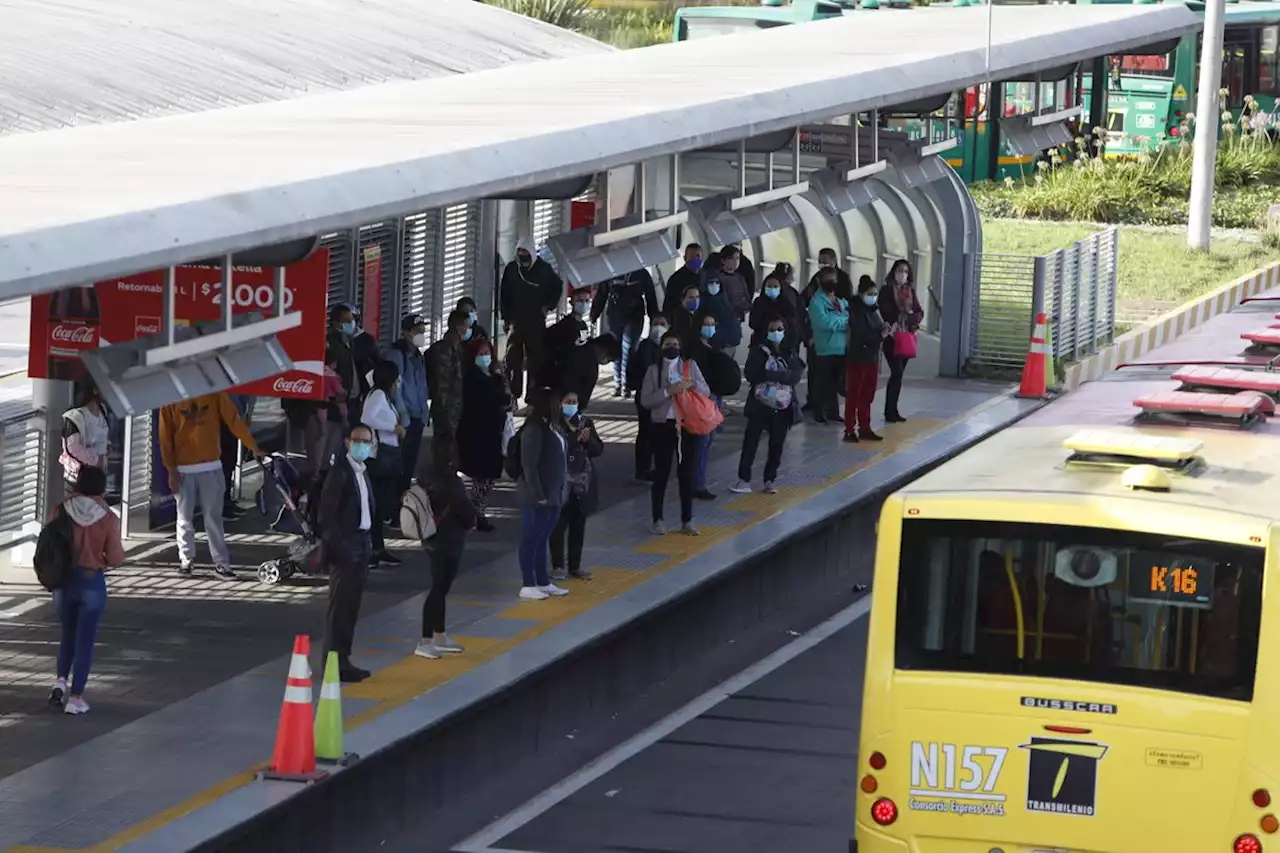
[
  {"xmin": 812, "ymin": 416, "xmax": 829, "ymax": 425},
  {"xmin": 885, "ymin": 413, "xmax": 907, "ymax": 423},
  {"xmin": 178, "ymin": 563, "xmax": 194, "ymax": 576},
  {"xmin": 694, "ymin": 490, "xmax": 717, "ymax": 501},
  {"xmin": 214, "ymin": 564, "xmax": 238, "ymax": 579},
  {"xmin": 48, "ymin": 682, "xmax": 65, "ymax": 708},
  {"xmin": 862, "ymin": 430, "xmax": 884, "ymax": 442},
  {"xmin": 339, "ymin": 666, "xmax": 370, "ymax": 683},
  {"xmin": 613, "ymin": 387, "xmax": 623, "ymax": 398},
  {"xmin": 375, "ymin": 550, "xmax": 403, "ymax": 566},
  {"xmin": 843, "ymin": 431, "xmax": 860, "ymax": 443},
  {"xmin": 475, "ymin": 515, "xmax": 495, "ymax": 533}
]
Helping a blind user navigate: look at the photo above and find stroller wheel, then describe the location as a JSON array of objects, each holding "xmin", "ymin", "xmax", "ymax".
[{"xmin": 257, "ymin": 560, "xmax": 283, "ymax": 586}]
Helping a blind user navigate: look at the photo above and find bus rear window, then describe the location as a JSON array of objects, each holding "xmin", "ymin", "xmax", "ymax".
[
  {"xmin": 1119, "ymin": 53, "xmax": 1174, "ymax": 77},
  {"xmin": 895, "ymin": 520, "xmax": 1262, "ymax": 702}
]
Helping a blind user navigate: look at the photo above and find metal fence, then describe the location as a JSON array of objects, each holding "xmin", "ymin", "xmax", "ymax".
[
  {"xmin": 0, "ymin": 409, "xmax": 44, "ymax": 551},
  {"xmin": 966, "ymin": 226, "xmax": 1119, "ymax": 375}
]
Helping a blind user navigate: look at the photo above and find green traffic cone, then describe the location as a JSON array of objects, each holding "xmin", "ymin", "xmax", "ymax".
[{"xmin": 315, "ymin": 651, "xmax": 357, "ymax": 766}]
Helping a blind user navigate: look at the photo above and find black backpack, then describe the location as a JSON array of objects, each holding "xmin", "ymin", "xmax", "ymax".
[
  {"xmin": 504, "ymin": 425, "xmax": 524, "ymax": 481},
  {"xmin": 33, "ymin": 506, "xmax": 75, "ymax": 592}
]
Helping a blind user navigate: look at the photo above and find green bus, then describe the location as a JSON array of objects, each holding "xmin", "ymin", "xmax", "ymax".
[{"xmin": 674, "ymin": 0, "xmax": 1280, "ymax": 179}]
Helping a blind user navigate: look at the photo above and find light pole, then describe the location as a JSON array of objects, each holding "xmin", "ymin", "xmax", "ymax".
[{"xmin": 1188, "ymin": 0, "xmax": 1226, "ymax": 251}]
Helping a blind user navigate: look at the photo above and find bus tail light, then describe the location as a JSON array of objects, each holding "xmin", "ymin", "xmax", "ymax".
[
  {"xmin": 861, "ymin": 775, "xmax": 878, "ymax": 794},
  {"xmin": 871, "ymin": 797, "xmax": 898, "ymax": 826},
  {"xmin": 1235, "ymin": 833, "xmax": 1263, "ymax": 853},
  {"xmin": 869, "ymin": 751, "xmax": 887, "ymax": 770},
  {"xmin": 1255, "ymin": 790, "xmax": 1272, "ymax": 808},
  {"xmin": 1170, "ymin": 127, "xmax": 1180, "ymax": 137},
  {"xmin": 1261, "ymin": 815, "xmax": 1278, "ymax": 834}
]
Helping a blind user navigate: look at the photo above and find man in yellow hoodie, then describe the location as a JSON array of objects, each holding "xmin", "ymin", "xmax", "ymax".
[{"xmin": 160, "ymin": 393, "xmax": 263, "ymax": 578}]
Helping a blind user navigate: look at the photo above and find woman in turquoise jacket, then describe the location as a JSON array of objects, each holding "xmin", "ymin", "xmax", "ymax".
[{"xmin": 806, "ymin": 271, "xmax": 850, "ymax": 424}]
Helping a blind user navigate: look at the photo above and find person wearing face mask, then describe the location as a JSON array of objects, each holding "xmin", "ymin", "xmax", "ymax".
[
  {"xmin": 844, "ymin": 276, "xmax": 888, "ymax": 443},
  {"xmin": 543, "ymin": 285, "xmax": 595, "ymax": 367},
  {"xmin": 641, "ymin": 331, "xmax": 710, "ymax": 536},
  {"xmin": 670, "ymin": 284, "xmax": 703, "ymax": 352},
  {"xmin": 319, "ymin": 424, "xmax": 379, "ymax": 683},
  {"xmin": 748, "ymin": 274, "xmax": 799, "ymax": 347},
  {"xmin": 663, "ymin": 243, "xmax": 704, "ymax": 316},
  {"xmin": 455, "ymin": 296, "xmax": 491, "ymax": 357},
  {"xmin": 346, "ymin": 307, "xmax": 380, "ymax": 402},
  {"xmin": 427, "ymin": 309, "xmax": 472, "ymax": 477},
  {"xmin": 731, "ymin": 318, "xmax": 805, "ymax": 495},
  {"xmin": 457, "ymin": 342, "xmax": 510, "ymax": 533},
  {"xmin": 326, "ymin": 304, "xmax": 361, "ymax": 424},
  {"xmin": 804, "ymin": 248, "xmax": 854, "ymax": 305},
  {"xmin": 591, "ymin": 268, "xmax": 657, "ymax": 399},
  {"xmin": 770, "ymin": 261, "xmax": 798, "ymax": 309},
  {"xmin": 60, "ymin": 382, "xmax": 111, "ymax": 488},
  {"xmin": 699, "ymin": 273, "xmax": 742, "ymax": 359},
  {"xmin": 500, "ymin": 236, "xmax": 564, "ymax": 401},
  {"xmin": 877, "ymin": 260, "xmax": 925, "ymax": 424},
  {"xmin": 360, "ymin": 360, "xmax": 406, "ymax": 567},
  {"xmin": 516, "ymin": 388, "xmax": 571, "ymax": 601},
  {"xmin": 715, "ymin": 245, "xmax": 753, "ymax": 332},
  {"xmin": 549, "ymin": 390, "xmax": 603, "ymax": 582},
  {"xmin": 806, "ymin": 269, "xmax": 849, "ymax": 425},
  {"xmin": 627, "ymin": 313, "xmax": 666, "ymax": 482},
  {"xmin": 387, "ymin": 314, "xmax": 430, "ymax": 496},
  {"xmin": 690, "ymin": 314, "xmax": 741, "ymax": 500}
]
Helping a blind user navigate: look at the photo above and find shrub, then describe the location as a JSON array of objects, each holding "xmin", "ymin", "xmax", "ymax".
[{"xmin": 487, "ymin": 0, "xmax": 594, "ymax": 30}]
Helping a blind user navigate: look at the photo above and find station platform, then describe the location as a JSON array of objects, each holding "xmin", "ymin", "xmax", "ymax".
[{"xmin": 0, "ymin": 371, "xmax": 1034, "ymax": 853}]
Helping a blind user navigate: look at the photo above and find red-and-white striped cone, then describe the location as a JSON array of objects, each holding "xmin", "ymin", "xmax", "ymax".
[
  {"xmin": 262, "ymin": 635, "xmax": 327, "ymax": 782},
  {"xmin": 1018, "ymin": 312, "xmax": 1050, "ymax": 399}
]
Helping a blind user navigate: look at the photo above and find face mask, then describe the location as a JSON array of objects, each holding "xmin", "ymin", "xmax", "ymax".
[
  {"xmin": 765, "ymin": 287, "xmax": 781, "ymax": 300},
  {"xmin": 895, "ymin": 271, "xmax": 909, "ymax": 285},
  {"xmin": 662, "ymin": 346, "xmax": 681, "ymax": 360},
  {"xmin": 462, "ymin": 327, "xmax": 473, "ymax": 341},
  {"xmin": 722, "ymin": 261, "xmax": 739, "ymax": 274},
  {"xmin": 411, "ymin": 333, "xmax": 426, "ymax": 348},
  {"xmin": 767, "ymin": 330, "xmax": 786, "ymax": 344},
  {"xmin": 687, "ymin": 257, "xmax": 703, "ymax": 273},
  {"xmin": 821, "ymin": 261, "xmax": 835, "ymax": 269},
  {"xmin": 863, "ymin": 294, "xmax": 878, "ymax": 306},
  {"xmin": 348, "ymin": 442, "xmax": 373, "ymax": 463},
  {"xmin": 700, "ymin": 326, "xmax": 716, "ymax": 340},
  {"xmin": 517, "ymin": 255, "xmax": 532, "ymax": 269},
  {"xmin": 820, "ymin": 282, "xmax": 836, "ymax": 294},
  {"xmin": 467, "ymin": 311, "xmax": 478, "ymax": 326},
  {"xmin": 707, "ymin": 283, "xmax": 721, "ymax": 296},
  {"xmin": 340, "ymin": 321, "xmax": 356, "ymax": 336},
  {"xmin": 573, "ymin": 302, "xmax": 591, "ymax": 316},
  {"xmin": 684, "ymin": 298, "xmax": 700, "ymax": 312},
  {"xmin": 561, "ymin": 403, "xmax": 579, "ymax": 419},
  {"xmin": 650, "ymin": 325, "xmax": 668, "ymax": 340},
  {"xmin": 475, "ymin": 355, "xmax": 492, "ymax": 371}
]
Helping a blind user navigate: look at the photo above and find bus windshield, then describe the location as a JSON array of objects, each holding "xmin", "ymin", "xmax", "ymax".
[{"xmin": 894, "ymin": 520, "xmax": 1263, "ymax": 702}]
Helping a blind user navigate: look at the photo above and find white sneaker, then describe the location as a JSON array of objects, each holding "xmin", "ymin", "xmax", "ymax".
[
  {"xmin": 434, "ymin": 634, "xmax": 464, "ymax": 654},
  {"xmin": 63, "ymin": 696, "xmax": 90, "ymax": 715},
  {"xmin": 519, "ymin": 586, "xmax": 549, "ymax": 601},
  {"xmin": 729, "ymin": 481, "xmax": 752, "ymax": 494},
  {"xmin": 649, "ymin": 520, "xmax": 667, "ymax": 536},
  {"xmin": 762, "ymin": 481, "xmax": 778, "ymax": 494},
  {"xmin": 681, "ymin": 522, "xmax": 701, "ymax": 536},
  {"xmin": 539, "ymin": 584, "xmax": 569, "ymax": 597},
  {"xmin": 413, "ymin": 640, "xmax": 441, "ymax": 660}
]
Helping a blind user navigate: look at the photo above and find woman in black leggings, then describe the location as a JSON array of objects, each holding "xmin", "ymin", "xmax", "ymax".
[
  {"xmin": 639, "ymin": 331, "xmax": 711, "ymax": 537},
  {"xmin": 414, "ymin": 471, "xmax": 476, "ymax": 659}
]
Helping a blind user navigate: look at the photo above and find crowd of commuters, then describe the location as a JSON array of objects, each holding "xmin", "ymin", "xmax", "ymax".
[{"xmin": 45, "ymin": 235, "xmax": 924, "ymax": 689}]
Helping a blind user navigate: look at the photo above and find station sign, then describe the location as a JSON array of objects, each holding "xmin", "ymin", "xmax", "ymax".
[{"xmin": 28, "ymin": 250, "xmax": 329, "ymax": 400}]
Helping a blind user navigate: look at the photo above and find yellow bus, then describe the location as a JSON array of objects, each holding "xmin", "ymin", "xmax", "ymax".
[{"xmin": 853, "ymin": 304, "xmax": 1280, "ymax": 853}]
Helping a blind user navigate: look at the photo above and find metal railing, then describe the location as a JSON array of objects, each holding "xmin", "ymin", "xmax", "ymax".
[
  {"xmin": 0, "ymin": 409, "xmax": 44, "ymax": 551},
  {"xmin": 966, "ymin": 226, "xmax": 1119, "ymax": 376}
]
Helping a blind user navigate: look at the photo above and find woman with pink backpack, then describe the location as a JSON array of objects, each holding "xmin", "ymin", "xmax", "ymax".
[{"xmin": 640, "ymin": 330, "xmax": 717, "ymax": 537}]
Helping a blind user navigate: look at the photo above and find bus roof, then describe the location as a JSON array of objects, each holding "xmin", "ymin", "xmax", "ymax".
[{"xmin": 901, "ymin": 298, "xmax": 1280, "ymax": 522}]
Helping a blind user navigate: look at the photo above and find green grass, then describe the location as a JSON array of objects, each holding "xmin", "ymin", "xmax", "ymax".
[{"xmin": 982, "ymin": 219, "xmax": 1280, "ymax": 312}]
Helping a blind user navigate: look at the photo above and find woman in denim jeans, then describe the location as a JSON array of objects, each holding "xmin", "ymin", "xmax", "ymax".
[
  {"xmin": 515, "ymin": 388, "xmax": 570, "ymax": 601},
  {"xmin": 48, "ymin": 466, "xmax": 124, "ymax": 715}
]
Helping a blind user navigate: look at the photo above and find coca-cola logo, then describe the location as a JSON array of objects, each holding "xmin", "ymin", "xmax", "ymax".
[
  {"xmin": 135, "ymin": 315, "xmax": 160, "ymax": 336},
  {"xmin": 51, "ymin": 324, "xmax": 96, "ymax": 345},
  {"xmin": 273, "ymin": 376, "xmax": 315, "ymax": 395}
]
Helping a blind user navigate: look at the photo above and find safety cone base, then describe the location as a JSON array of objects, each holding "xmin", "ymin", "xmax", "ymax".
[
  {"xmin": 259, "ymin": 767, "xmax": 329, "ymax": 783},
  {"xmin": 317, "ymin": 751, "xmax": 360, "ymax": 767}
]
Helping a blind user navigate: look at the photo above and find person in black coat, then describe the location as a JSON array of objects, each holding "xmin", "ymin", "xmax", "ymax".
[
  {"xmin": 456, "ymin": 341, "xmax": 510, "ymax": 533},
  {"xmin": 592, "ymin": 269, "xmax": 658, "ymax": 398},
  {"xmin": 319, "ymin": 424, "xmax": 378, "ymax": 683},
  {"xmin": 414, "ymin": 470, "xmax": 477, "ymax": 659},
  {"xmin": 669, "ymin": 283, "xmax": 703, "ymax": 353},
  {"xmin": 748, "ymin": 275, "xmax": 800, "ymax": 347},
  {"xmin": 550, "ymin": 389, "xmax": 604, "ymax": 581},
  {"xmin": 689, "ymin": 314, "xmax": 742, "ymax": 501},
  {"xmin": 844, "ymin": 275, "xmax": 888, "ymax": 444},
  {"xmin": 626, "ymin": 313, "xmax": 666, "ymax": 481},
  {"xmin": 731, "ymin": 318, "xmax": 805, "ymax": 494},
  {"xmin": 662, "ymin": 243, "xmax": 704, "ymax": 316},
  {"xmin": 499, "ymin": 236, "xmax": 564, "ymax": 400},
  {"xmin": 456, "ymin": 296, "xmax": 491, "ymax": 359},
  {"xmin": 541, "ymin": 330, "xmax": 618, "ymax": 415}
]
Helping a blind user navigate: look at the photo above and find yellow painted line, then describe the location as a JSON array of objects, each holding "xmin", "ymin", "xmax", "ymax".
[{"xmin": 3, "ymin": 417, "xmax": 952, "ymax": 853}]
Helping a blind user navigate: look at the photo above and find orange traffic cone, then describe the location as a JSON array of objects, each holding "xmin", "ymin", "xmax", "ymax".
[
  {"xmin": 1018, "ymin": 312, "xmax": 1050, "ymax": 399},
  {"xmin": 261, "ymin": 635, "xmax": 327, "ymax": 782}
]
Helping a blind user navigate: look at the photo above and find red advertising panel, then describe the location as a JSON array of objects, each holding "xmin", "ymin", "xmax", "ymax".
[
  {"xmin": 570, "ymin": 200, "xmax": 596, "ymax": 231},
  {"xmin": 362, "ymin": 246, "xmax": 382, "ymax": 343},
  {"xmin": 29, "ymin": 250, "xmax": 329, "ymax": 399}
]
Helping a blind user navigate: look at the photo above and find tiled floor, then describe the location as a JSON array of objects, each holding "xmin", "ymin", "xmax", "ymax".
[{"xmin": 0, "ymin": 373, "xmax": 1007, "ymax": 853}]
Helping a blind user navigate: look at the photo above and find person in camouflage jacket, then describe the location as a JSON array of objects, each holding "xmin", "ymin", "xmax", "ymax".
[{"xmin": 428, "ymin": 309, "xmax": 471, "ymax": 476}]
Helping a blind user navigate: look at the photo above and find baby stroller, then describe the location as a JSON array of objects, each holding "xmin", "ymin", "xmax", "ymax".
[{"xmin": 254, "ymin": 453, "xmax": 322, "ymax": 585}]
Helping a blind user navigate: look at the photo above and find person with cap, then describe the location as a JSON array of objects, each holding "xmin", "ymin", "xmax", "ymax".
[
  {"xmin": 427, "ymin": 309, "xmax": 472, "ymax": 476},
  {"xmin": 499, "ymin": 236, "xmax": 563, "ymax": 401},
  {"xmin": 387, "ymin": 313, "xmax": 430, "ymax": 495}
]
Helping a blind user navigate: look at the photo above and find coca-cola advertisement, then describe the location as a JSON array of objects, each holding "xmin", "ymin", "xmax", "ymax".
[{"xmin": 29, "ymin": 250, "xmax": 329, "ymax": 400}]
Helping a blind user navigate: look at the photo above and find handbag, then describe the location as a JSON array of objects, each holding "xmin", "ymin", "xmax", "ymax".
[
  {"xmin": 892, "ymin": 328, "xmax": 918, "ymax": 359},
  {"xmin": 753, "ymin": 348, "xmax": 794, "ymax": 411},
  {"xmin": 500, "ymin": 413, "xmax": 517, "ymax": 456},
  {"xmin": 672, "ymin": 363, "xmax": 725, "ymax": 436}
]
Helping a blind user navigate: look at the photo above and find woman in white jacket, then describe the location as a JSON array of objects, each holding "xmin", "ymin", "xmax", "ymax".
[
  {"xmin": 60, "ymin": 385, "xmax": 110, "ymax": 487},
  {"xmin": 360, "ymin": 360, "xmax": 406, "ymax": 568}
]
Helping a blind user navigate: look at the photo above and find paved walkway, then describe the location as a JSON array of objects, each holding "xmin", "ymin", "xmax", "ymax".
[{"xmin": 0, "ymin": 368, "xmax": 1007, "ymax": 853}]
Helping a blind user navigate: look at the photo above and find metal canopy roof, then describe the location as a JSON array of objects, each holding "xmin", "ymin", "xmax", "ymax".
[
  {"xmin": 0, "ymin": 0, "xmax": 607, "ymax": 137},
  {"xmin": 0, "ymin": 2, "xmax": 1199, "ymax": 299}
]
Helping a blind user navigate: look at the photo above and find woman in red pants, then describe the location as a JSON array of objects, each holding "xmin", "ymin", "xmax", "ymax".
[{"xmin": 844, "ymin": 275, "xmax": 888, "ymax": 443}]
